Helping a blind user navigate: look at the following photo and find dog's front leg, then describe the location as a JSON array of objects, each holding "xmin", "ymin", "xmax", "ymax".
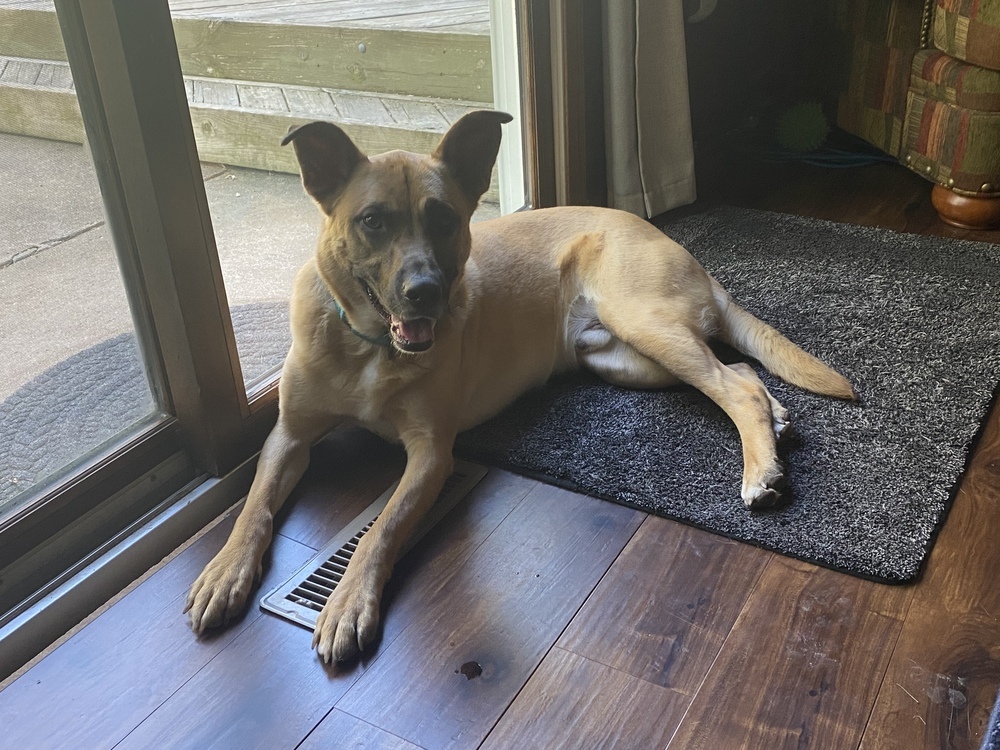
[
  {"xmin": 186, "ymin": 413, "xmax": 337, "ymax": 633},
  {"xmin": 313, "ymin": 435, "xmax": 454, "ymax": 664}
]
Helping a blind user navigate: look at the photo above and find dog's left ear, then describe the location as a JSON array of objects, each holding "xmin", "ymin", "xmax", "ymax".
[
  {"xmin": 432, "ymin": 110, "xmax": 513, "ymax": 203},
  {"xmin": 282, "ymin": 121, "xmax": 366, "ymax": 208}
]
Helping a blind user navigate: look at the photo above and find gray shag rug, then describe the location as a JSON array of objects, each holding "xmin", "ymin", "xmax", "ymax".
[{"xmin": 456, "ymin": 207, "xmax": 1000, "ymax": 583}]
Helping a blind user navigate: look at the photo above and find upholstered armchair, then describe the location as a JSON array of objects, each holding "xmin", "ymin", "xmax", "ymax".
[{"xmin": 836, "ymin": 0, "xmax": 1000, "ymax": 229}]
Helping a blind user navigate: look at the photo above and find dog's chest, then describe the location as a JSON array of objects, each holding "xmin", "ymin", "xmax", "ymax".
[{"xmin": 319, "ymin": 353, "xmax": 416, "ymax": 437}]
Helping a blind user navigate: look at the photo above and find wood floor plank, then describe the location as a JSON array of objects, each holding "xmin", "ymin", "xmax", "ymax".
[
  {"xmin": 861, "ymin": 613, "xmax": 1000, "ymax": 750},
  {"xmin": 114, "ymin": 612, "xmax": 353, "ymax": 750},
  {"xmin": 558, "ymin": 516, "xmax": 771, "ymax": 691},
  {"xmin": 666, "ymin": 556, "xmax": 912, "ymax": 750},
  {"xmin": 109, "ymin": 469, "xmax": 536, "ymax": 750},
  {"xmin": 0, "ymin": 510, "xmax": 314, "ymax": 750},
  {"xmin": 859, "ymin": 402, "xmax": 1000, "ymax": 750},
  {"xmin": 482, "ymin": 647, "xmax": 687, "ymax": 750},
  {"xmin": 298, "ymin": 710, "xmax": 421, "ymax": 750},
  {"xmin": 335, "ymin": 484, "xmax": 645, "ymax": 750}
]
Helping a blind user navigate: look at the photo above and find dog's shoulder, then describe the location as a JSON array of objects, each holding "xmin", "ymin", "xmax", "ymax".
[{"xmin": 288, "ymin": 259, "xmax": 334, "ymax": 341}]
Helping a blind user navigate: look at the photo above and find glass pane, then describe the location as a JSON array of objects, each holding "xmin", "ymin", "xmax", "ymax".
[
  {"xmin": 167, "ymin": 0, "xmax": 525, "ymax": 389},
  {"xmin": 0, "ymin": 50, "xmax": 158, "ymax": 518}
]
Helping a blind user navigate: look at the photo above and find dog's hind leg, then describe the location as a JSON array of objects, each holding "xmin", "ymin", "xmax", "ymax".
[
  {"xmin": 572, "ymin": 296, "xmax": 679, "ymax": 388},
  {"xmin": 728, "ymin": 361, "xmax": 791, "ymax": 441},
  {"xmin": 580, "ymin": 326, "xmax": 793, "ymax": 445},
  {"xmin": 605, "ymin": 312, "xmax": 786, "ymax": 508},
  {"xmin": 577, "ymin": 326, "xmax": 680, "ymax": 389}
]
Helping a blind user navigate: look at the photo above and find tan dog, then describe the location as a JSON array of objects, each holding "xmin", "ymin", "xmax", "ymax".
[{"xmin": 185, "ymin": 111, "xmax": 855, "ymax": 663}]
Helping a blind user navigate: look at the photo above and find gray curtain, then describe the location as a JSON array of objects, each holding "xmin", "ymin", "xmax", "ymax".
[{"xmin": 603, "ymin": 0, "xmax": 697, "ymax": 217}]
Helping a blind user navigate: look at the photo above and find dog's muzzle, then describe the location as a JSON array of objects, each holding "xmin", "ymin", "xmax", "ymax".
[{"xmin": 362, "ymin": 281, "xmax": 438, "ymax": 353}]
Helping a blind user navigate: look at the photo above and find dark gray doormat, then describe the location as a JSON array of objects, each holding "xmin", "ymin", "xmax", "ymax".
[{"xmin": 455, "ymin": 207, "xmax": 1000, "ymax": 583}]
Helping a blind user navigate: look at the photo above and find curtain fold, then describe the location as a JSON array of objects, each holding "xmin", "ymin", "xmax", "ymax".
[{"xmin": 603, "ymin": 0, "xmax": 697, "ymax": 217}]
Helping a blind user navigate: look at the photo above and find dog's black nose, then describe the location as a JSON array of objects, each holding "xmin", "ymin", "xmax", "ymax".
[{"xmin": 402, "ymin": 276, "xmax": 443, "ymax": 308}]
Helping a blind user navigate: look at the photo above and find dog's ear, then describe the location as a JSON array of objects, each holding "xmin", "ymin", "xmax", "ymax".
[
  {"xmin": 432, "ymin": 110, "xmax": 513, "ymax": 203},
  {"xmin": 282, "ymin": 121, "xmax": 366, "ymax": 207}
]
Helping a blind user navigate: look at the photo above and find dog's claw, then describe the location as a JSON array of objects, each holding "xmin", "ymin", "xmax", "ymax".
[{"xmin": 767, "ymin": 395, "xmax": 792, "ymax": 442}]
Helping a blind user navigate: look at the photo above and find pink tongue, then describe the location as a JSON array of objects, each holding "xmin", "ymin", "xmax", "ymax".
[{"xmin": 394, "ymin": 317, "xmax": 434, "ymax": 344}]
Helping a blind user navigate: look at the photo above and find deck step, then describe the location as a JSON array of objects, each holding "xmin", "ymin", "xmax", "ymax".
[
  {"xmin": 0, "ymin": 55, "xmax": 498, "ymax": 200},
  {"xmin": 0, "ymin": 5, "xmax": 493, "ymax": 103}
]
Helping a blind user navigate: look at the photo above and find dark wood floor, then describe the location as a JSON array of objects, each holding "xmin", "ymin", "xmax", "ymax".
[{"xmin": 1, "ymin": 159, "xmax": 999, "ymax": 749}]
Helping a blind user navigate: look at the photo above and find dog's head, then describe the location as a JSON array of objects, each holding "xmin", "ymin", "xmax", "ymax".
[{"xmin": 282, "ymin": 110, "xmax": 513, "ymax": 354}]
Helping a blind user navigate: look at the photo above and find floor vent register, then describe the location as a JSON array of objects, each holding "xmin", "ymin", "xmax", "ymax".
[{"xmin": 260, "ymin": 460, "xmax": 487, "ymax": 628}]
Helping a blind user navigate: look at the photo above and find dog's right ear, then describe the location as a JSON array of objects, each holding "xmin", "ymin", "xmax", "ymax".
[{"xmin": 282, "ymin": 122, "xmax": 366, "ymax": 208}]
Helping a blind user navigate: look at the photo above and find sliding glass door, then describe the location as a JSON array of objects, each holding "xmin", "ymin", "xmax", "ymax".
[{"xmin": 0, "ymin": 0, "xmax": 538, "ymax": 622}]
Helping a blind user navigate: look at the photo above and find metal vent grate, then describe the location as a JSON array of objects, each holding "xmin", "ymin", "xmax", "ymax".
[{"xmin": 260, "ymin": 459, "xmax": 487, "ymax": 629}]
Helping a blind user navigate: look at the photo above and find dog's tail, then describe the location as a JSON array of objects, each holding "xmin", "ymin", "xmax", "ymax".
[{"xmin": 712, "ymin": 279, "xmax": 856, "ymax": 400}]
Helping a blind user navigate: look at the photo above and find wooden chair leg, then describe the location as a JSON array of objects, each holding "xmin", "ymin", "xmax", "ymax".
[{"xmin": 931, "ymin": 185, "xmax": 1000, "ymax": 230}]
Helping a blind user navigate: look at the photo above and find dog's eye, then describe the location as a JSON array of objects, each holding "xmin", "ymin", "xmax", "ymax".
[
  {"xmin": 362, "ymin": 213, "xmax": 383, "ymax": 230},
  {"xmin": 425, "ymin": 201, "xmax": 460, "ymax": 237}
]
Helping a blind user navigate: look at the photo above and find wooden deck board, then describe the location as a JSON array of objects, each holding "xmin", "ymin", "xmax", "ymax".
[
  {"xmin": 0, "ymin": 0, "xmax": 491, "ymax": 33},
  {"xmin": 0, "ymin": 3, "xmax": 494, "ymax": 101},
  {"xmin": 2, "ymin": 56, "xmax": 478, "ymax": 129},
  {"xmin": 0, "ymin": 56, "xmax": 492, "ymax": 193},
  {"xmin": 283, "ymin": 86, "xmax": 338, "ymax": 118},
  {"xmin": 0, "ymin": 58, "xmax": 41, "ymax": 85}
]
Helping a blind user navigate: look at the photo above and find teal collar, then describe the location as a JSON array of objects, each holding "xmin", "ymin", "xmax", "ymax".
[{"xmin": 331, "ymin": 296, "xmax": 394, "ymax": 349}]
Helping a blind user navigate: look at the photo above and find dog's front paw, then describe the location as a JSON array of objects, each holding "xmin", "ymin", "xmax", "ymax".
[
  {"xmin": 312, "ymin": 581, "xmax": 381, "ymax": 664},
  {"xmin": 184, "ymin": 550, "xmax": 262, "ymax": 634}
]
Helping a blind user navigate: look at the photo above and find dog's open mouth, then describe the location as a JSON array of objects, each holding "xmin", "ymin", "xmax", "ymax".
[{"xmin": 362, "ymin": 281, "xmax": 435, "ymax": 353}]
